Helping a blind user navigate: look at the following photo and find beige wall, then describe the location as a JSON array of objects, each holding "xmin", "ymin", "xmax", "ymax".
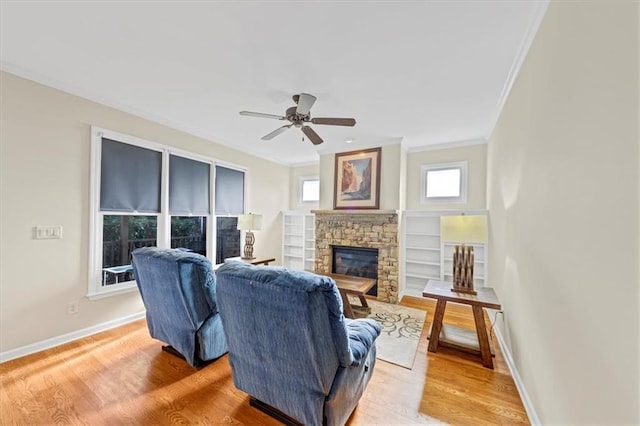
[
  {"xmin": 289, "ymin": 164, "xmax": 320, "ymax": 211},
  {"xmin": 487, "ymin": 1, "xmax": 639, "ymax": 424},
  {"xmin": 317, "ymin": 143, "xmax": 483, "ymax": 212},
  {"xmin": 319, "ymin": 144, "xmax": 402, "ymax": 210},
  {"xmin": 405, "ymin": 143, "xmax": 487, "ymax": 211},
  {"xmin": 0, "ymin": 72, "xmax": 289, "ymax": 353}
]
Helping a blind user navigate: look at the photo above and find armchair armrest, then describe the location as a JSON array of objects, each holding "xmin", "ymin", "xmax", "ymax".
[{"xmin": 345, "ymin": 318, "xmax": 381, "ymax": 366}]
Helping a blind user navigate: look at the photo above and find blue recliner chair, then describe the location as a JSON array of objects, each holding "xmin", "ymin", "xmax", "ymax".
[
  {"xmin": 216, "ymin": 262, "xmax": 381, "ymax": 426},
  {"xmin": 131, "ymin": 247, "xmax": 227, "ymax": 367}
]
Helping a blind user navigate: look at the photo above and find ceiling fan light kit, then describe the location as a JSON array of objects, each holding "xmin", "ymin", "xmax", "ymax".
[{"xmin": 239, "ymin": 93, "xmax": 356, "ymax": 145}]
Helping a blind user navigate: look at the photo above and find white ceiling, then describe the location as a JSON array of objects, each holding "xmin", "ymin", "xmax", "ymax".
[{"xmin": 0, "ymin": 1, "xmax": 548, "ymax": 166}]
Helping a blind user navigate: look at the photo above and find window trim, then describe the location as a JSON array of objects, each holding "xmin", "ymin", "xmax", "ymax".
[
  {"xmin": 420, "ymin": 161, "xmax": 468, "ymax": 204},
  {"xmin": 299, "ymin": 176, "xmax": 320, "ymax": 204},
  {"xmin": 89, "ymin": 126, "xmax": 247, "ymax": 299},
  {"xmin": 213, "ymin": 162, "xmax": 248, "ymax": 263},
  {"xmin": 89, "ymin": 128, "xmax": 168, "ymax": 299}
]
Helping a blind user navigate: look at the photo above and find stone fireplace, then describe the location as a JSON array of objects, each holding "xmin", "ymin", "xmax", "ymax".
[{"xmin": 314, "ymin": 210, "xmax": 399, "ymax": 303}]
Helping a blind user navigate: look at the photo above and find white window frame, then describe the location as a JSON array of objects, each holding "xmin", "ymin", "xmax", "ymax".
[
  {"xmin": 213, "ymin": 160, "xmax": 248, "ymax": 264},
  {"xmin": 299, "ymin": 176, "xmax": 320, "ymax": 204},
  {"xmin": 168, "ymin": 148, "xmax": 217, "ymax": 260},
  {"xmin": 89, "ymin": 127, "xmax": 240, "ymax": 299},
  {"xmin": 420, "ymin": 161, "xmax": 468, "ymax": 204}
]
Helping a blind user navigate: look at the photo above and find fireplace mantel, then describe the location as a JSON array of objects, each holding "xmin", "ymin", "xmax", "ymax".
[{"xmin": 312, "ymin": 209, "xmax": 398, "ymax": 215}]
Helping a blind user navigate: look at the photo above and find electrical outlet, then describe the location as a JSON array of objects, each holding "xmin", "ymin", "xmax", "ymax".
[
  {"xmin": 34, "ymin": 226, "xmax": 63, "ymax": 239},
  {"xmin": 67, "ymin": 301, "xmax": 79, "ymax": 315}
]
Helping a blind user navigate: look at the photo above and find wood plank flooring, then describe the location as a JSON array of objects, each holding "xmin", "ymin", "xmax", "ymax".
[{"xmin": 0, "ymin": 296, "xmax": 529, "ymax": 425}]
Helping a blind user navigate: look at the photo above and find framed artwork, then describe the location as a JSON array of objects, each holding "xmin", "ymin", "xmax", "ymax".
[{"xmin": 333, "ymin": 147, "xmax": 381, "ymax": 210}]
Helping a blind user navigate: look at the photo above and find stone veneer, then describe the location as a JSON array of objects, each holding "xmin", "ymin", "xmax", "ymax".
[{"xmin": 313, "ymin": 211, "xmax": 399, "ymax": 303}]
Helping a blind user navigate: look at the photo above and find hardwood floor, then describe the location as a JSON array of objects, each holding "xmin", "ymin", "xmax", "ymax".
[{"xmin": 0, "ymin": 296, "xmax": 529, "ymax": 425}]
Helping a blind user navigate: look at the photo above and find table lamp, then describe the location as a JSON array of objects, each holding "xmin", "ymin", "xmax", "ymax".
[
  {"xmin": 237, "ymin": 213, "xmax": 263, "ymax": 260},
  {"xmin": 440, "ymin": 214, "xmax": 487, "ymax": 295}
]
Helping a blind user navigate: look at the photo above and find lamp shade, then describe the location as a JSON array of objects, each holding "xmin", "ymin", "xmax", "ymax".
[
  {"xmin": 440, "ymin": 215, "xmax": 487, "ymax": 243},
  {"xmin": 237, "ymin": 213, "xmax": 263, "ymax": 231}
]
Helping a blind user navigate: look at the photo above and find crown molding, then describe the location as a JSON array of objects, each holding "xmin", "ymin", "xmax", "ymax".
[
  {"xmin": 405, "ymin": 138, "xmax": 487, "ymax": 153},
  {"xmin": 484, "ymin": 1, "xmax": 550, "ymax": 141}
]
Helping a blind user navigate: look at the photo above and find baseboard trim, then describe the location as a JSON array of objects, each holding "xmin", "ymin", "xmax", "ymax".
[
  {"xmin": 493, "ymin": 325, "xmax": 541, "ymax": 425},
  {"xmin": 0, "ymin": 311, "xmax": 146, "ymax": 363}
]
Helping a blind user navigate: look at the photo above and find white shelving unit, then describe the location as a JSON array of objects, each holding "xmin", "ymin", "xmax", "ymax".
[
  {"xmin": 403, "ymin": 211, "xmax": 442, "ymax": 296},
  {"xmin": 401, "ymin": 210, "xmax": 488, "ymax": 297},
  {"xmin": 282, "ymin": 211, "xmax": 315, "ymax": 271}
]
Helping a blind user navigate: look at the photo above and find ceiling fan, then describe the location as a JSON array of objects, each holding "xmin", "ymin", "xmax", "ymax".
[{"xmin": 239, "ymin": 93, "xmax": 356, "ymax": 145}]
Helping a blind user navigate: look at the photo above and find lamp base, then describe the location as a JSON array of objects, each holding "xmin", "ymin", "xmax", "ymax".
[{"xmin": 242, "ymin": 231, "xmax": 255, "ymax": 260}]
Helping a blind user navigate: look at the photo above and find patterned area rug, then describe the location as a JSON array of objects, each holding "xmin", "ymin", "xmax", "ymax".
[{"xmin": 357, "ymin": 299, "xmax": 427, "ymax": 369}]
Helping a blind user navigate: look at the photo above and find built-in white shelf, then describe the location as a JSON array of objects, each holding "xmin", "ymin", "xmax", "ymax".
[
  {"xmin": 401, "ymin": 210, "xmax": 488, "ymax": 298},
  {"xmin": 282, "ymin": 211, "xmax": 315, "ymax": 272}
]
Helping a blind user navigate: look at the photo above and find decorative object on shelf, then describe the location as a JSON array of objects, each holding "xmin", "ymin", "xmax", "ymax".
[
  {"xmin": 334, "ymin": 147, "xmax": 381, "ymax": 210},
  {"xmin": 237, "ymin": 213, "xmax": 263, "ymax": 260},
  {"xmin": 440, "ymin": 214, "xmax": 487, "ymax": 295}
]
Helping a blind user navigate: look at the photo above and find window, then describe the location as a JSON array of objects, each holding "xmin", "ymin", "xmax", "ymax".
[
  {"xmin": 169, "ymin": 154, "xmax": 211, "ymax": 256},
  {"xmin": 171, "ymin": 217, "xmax": 207, "ymax": 255},
  {"xmin": 215, "ymin": 217, "xmax": 240, "ymax": 264},
  {"xmin": 93, "ymin": 136, "xmax": 163, "ymax": 294},
  {"xmin": 214, "ymin": 165, "xmax": 245, "ymax": 263},
  {"xmin": 299, "ymin": 176, "xmax": 320, "ymax": 203},
  {"xmin": 421, "ymin": 161, "xmax": 468, "ymax": 204},
  {"xmin": 89, "ymin": 127, "xmax": 246, "ymax": 298}
]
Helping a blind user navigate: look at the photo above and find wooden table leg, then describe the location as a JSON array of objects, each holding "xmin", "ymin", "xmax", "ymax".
[
  {"xmin": 471, "ymin": 306, "xmax": 494, "ymax": 369},
  {"xmin": 358, "ymin": 294, "xmax": 369, "ymax": 308},
  {"xmin": 339, "ymin": 290, "xmax": 355, "ymax": 319},
  {"xmin": 428, "ymin": 299, "xmax": 447, "ymax": 353}
]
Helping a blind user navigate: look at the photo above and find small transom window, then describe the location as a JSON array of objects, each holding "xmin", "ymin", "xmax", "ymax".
[
  {"xmin": 421, "ymin": 162, "xmax": 468, "ymax": 204},
  {"xmin": 300, "ymin": 177, "xmax": 320, "ymax": 203}
]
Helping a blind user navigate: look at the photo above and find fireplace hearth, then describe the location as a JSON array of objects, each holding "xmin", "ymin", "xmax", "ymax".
[{"xmin": 332, "ymin": 246, "xmax": 378, "ymax": 296}]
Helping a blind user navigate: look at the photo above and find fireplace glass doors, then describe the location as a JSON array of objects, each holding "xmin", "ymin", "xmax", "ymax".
[{"xmin": 332, "ymin": 245, "xmax": 378, "ymax": 296}]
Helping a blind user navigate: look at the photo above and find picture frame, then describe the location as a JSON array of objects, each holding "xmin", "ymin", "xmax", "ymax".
[{"xmin": 333, "ymin": 147, "xmax": 381, "ymax": 210}]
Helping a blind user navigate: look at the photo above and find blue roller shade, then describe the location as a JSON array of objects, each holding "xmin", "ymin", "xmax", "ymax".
[
  {"xmin": 169, "ymin": 155, "xmax": 211, "ymax": 215},
  {"xmin": 100, "ymin": 138, "xmax": 161, "ymax": 213},
  {"xmin": 215, "ymin": 166, "xmax": 244, "ymax": 215}
]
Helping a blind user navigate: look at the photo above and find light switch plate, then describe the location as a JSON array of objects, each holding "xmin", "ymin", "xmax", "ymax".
[{"xmin": 33, "ymin": 226, "xmax": 63, "ymax": 239}]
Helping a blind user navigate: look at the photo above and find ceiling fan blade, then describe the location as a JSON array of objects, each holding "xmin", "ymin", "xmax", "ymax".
[
  {"xmin": 296, "ymin": 93, "xmax": 317, "ymax": 116},
  {"xmin": 301, "ymin": 126, "xmax": 324, "ymax": 145},
  {"xmin": 261, "ymin": 124, "xmax": 293, "ymax": 140},
  {"xmin": 240, "ymin": 111, "xmax": 286, "ymax": 120},
  {"xmin": 311, "ymin": 117, "xmax": 356, "ymax": 126}
]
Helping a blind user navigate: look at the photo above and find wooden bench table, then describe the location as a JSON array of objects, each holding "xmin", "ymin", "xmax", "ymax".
[
  {"xmin": 423, "ymin": 280, "xmax": 501, "ymax": 369},
  {"xmin": 323, "ymin": 272, "xmax": 376, "ymax": 319}
]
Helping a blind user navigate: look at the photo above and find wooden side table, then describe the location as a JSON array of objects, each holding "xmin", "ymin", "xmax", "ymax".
[{"xmin": 422, "ymin": 280, "xmax": 501, "ymax": 369}]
